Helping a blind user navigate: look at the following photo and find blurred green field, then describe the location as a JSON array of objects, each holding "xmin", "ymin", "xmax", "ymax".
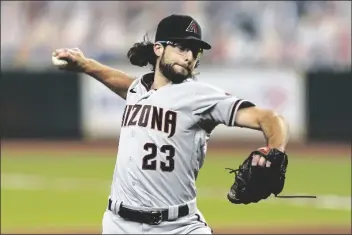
[{"xmin": 1, "ymin": 148, "xmax": 351, "ymax": 233}]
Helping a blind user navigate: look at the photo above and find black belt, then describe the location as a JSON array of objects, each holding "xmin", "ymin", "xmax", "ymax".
[{"xmin": 108, "ymin": 198, "xmax": 189, "ymax": 225}]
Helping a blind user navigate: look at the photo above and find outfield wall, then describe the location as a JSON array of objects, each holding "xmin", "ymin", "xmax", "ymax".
[{"xmin": 1, "ymin": 70, "xmax": 81, "ymax": 139}]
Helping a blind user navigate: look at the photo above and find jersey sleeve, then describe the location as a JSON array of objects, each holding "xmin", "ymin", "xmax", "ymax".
[{"xmin": 192, "ymin": 82, "xmax": 255, "ymax": 127}]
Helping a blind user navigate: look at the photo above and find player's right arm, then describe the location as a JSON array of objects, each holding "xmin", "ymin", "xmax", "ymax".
[{"xmin": 53, "ymin": 48, "xmax": 134, "ymax": 100}]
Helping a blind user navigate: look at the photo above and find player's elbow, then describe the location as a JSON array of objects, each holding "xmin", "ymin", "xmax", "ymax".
[
  {"xmin": 259, "ymin": 110, "xmax": 288, "ymax": 130},
  {"xmin": 260, "ymin": 110, "xmax": 289, "ymax": 137},
  {"xmin": 273, "ymin": 112, "xmax": 289, "ymax": 132}
]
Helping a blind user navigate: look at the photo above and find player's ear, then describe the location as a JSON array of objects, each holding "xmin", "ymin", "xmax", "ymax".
[{"xmin": 154, "ymin": 43, "xmax": 164, "ymax": 57}]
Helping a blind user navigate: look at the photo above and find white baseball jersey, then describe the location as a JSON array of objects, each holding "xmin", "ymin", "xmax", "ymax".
[{"xmin": 109, "ymin": 72, "xmax": 254, "ymax": 208}]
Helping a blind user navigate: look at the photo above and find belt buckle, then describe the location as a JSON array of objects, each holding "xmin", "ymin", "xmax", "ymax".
[{"xmin": 148, "ymin": 211, "xmax": 162, "ymax": 225}]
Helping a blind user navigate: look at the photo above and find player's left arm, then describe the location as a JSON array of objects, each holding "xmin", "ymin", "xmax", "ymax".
[
  {"xmin": 235, "ymin": 106, "xmax": 289, "ymax": 152},
  {"xmin": 191, "ymin": 83, "xmax": 289, "ymax": 152}
]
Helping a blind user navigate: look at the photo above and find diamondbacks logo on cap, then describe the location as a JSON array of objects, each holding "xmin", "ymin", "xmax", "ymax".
[{"xmin": 185, "ymin": 20, "xmax": 198, "ymax": 34}]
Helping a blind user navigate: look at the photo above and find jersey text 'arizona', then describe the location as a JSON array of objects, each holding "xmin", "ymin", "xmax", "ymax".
[{"xmin": 121, "ymin": 104, "xmax": 177, "ymax": 138}]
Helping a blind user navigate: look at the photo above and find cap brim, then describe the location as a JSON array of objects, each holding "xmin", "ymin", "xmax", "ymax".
[{"xmin": 168, "ymin": 36, "xmax": 211, "ymax": 50}]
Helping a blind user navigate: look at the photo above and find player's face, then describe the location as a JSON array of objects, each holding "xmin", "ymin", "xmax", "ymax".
[{"xmin": 158, "ymin": 41, "xmax": 202, "ymax": 83}]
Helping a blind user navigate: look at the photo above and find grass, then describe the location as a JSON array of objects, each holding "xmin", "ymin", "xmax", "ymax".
[{"xmin": 1, "ymin": 150, "xmax": 351, "ymax": 232}]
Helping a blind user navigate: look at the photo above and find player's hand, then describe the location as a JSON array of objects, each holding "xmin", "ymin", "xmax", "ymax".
[
  {"xmin": 251, "ymin": 146, "xmax": 285, "ymax": 167},
  {"xmin": 52, "ymin": 48, "xmax": 89, "ymax": 73},
  {"xmin": 252, "ymin": 154, "xmax": 271, "ymax": 167},
  {"xmin": 251, "ymin": 147, "xmax": 276, "ymax": 167}
]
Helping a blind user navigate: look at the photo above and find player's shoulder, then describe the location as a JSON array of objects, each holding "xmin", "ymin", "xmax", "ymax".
[{"xmin": 180, "ymin": 79, "xmax": 227, "ymax": 96}]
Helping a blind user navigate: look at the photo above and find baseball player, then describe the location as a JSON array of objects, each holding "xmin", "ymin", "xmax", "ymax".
[{"xmin": 53, "ymin": 14, "xmax": 289, "ymax": 234}]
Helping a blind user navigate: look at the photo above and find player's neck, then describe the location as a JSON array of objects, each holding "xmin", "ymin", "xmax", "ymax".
[{"xmin": 152, "ymin": 70, "xmax": 171, "ymax": 90}]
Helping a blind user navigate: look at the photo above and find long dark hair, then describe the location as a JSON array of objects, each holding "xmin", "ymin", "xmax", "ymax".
[{"xmin": 127, "ymin": 34, "xmax": 157, "ymax": 71}]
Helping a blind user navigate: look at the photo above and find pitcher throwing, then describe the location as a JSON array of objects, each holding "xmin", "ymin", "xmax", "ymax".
[{"xmin": 53, "ymin": 14, "xmax": 289, "ymax": 234}]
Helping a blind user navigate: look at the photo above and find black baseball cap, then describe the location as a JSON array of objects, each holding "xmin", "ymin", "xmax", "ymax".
[{"xmin": 155, "ymin": 14, "xmax": 211, "ymax": 50}]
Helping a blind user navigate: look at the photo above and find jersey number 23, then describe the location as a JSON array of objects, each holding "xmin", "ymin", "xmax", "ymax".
[{"xmin": 142, "ymin": 143, "xmax": 175, "ymax": 172}]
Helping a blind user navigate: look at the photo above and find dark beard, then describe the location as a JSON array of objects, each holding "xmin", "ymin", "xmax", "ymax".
[{"xmin": 159, "ymin": 56, "xmax": 192, "ymax": 84}]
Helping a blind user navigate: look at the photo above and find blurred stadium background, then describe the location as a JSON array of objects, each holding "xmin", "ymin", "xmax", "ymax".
[{"xmin": 1, "ymin": 1, "xmax": 351, "ymax": 234}]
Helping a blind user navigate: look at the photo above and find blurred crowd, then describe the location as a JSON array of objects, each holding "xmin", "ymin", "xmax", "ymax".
[{"xmin": 1, "ymin": 1, "xmax": 351, "ymax": 70}]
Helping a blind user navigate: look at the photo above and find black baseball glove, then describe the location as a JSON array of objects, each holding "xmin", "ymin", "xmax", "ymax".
[{"xmin": 226, "ymin": 147, "xmax": 288, "ymax": 205}]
